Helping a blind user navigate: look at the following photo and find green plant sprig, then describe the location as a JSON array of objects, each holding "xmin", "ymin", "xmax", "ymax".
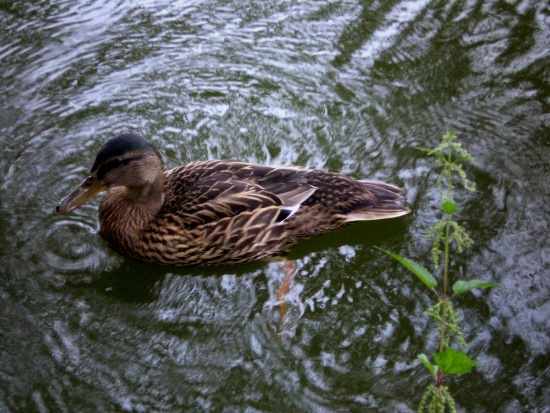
[{"xmin": 378, "ymin": 132, "xmax": 500, "ymax": 412}]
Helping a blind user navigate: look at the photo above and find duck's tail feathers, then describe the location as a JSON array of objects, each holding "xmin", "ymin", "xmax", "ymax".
[{"xmin": 344, "ymin": 180, "xmax": 410, "ymax": 222}]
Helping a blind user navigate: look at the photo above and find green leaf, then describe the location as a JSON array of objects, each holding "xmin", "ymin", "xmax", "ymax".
[
  {"xmin": 442, "ymin": 198, "xmax": 459, "ymax": 215},
  {"xmin": 415, "ymin": 147, "xmax": 446, "ymax": 160},
  {"xmin": 376, "ymin": 248, "xmax": 437, "ymax": 288},
  {"xmin": 452, "ymin": 280, "xmax": 501, "ymax": 295},
  {"xmin": 418, "ymin": 354, "xmax": 438, "ymax": 378},
  {"xmin": 434, "ymin": 348, "xmax": 476, "ymax": 375}
]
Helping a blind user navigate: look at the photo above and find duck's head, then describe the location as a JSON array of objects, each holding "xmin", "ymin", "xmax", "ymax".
[{"xmin": 57, "ymin": 134, "xmax": 164, "ymax": 213}]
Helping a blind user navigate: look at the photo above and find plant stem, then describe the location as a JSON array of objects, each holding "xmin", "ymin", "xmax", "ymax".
[
  {"xmin": 436, "ymin": 368, "xmax": 444, "ymax": 388},
  {"xmin": 438, "ymin": 150, "xmax": 453, "ymax": 353},
  {"xmin": 438, "ymin": 215, "xmax": 451, "ymax": 353}
]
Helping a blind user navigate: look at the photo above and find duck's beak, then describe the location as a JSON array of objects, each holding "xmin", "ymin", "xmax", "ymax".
[{"xmin": 56, "ymin": 174, "xmax": 107, "ymax": 213}]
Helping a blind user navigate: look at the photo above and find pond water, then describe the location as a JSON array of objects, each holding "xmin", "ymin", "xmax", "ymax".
[{"xmin": 1, "ymin": 0, "xmax": 548, "ymax": 412}]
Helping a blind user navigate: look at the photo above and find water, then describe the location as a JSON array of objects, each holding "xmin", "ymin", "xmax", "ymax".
[{"xmin": 1, "ymin": 0, "xmax": 548, "ymax": 411}]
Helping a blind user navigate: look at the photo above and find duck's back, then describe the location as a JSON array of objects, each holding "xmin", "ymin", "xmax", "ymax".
[{"xmin": 130, "ymin": 161, "xmax": 408, "ymax": 266}]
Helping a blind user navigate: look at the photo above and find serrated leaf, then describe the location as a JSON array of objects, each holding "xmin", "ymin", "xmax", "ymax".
[
  {"xmin": 453, "ymin": 279, "xmax": 501, "ymax": 295},
  {"xmin": 415, "ymin": 147, "xmax": 446, "ymax": 160},
  {"xmin": 418, "ymin": 354, "xmax": 438, "ymax": 378},
  {"xmin": 434, "ymin": 348, "xmax": 476, "ymax": 375},
  {"xmin": 376, "ymin": 248, "xmax": 437, "ymax": 288},
  {"xmin": 442, "ymin": 198, "xmax": 459, "ymax": 215}
]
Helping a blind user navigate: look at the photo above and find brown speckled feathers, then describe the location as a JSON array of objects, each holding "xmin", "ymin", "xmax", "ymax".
[{"xmin": 57, "ymin": 134, "xmax": 410, "ymax": 266}]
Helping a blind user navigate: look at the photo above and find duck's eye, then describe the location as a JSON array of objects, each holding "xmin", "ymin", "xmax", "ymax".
[
  {"xmin": 97, "ymin": 158, "xmax": 125, "ymax": 180},
  {"xmin": 82, "ymin": 176, "xmax": 94, "ymax": 188},
  {"xmin": 97, "ymin": 155, "xmax": 143, "ymax": 180},
  {"xmin": 107, "ymin": 157, "xmax": 128, "ymax": 170}
]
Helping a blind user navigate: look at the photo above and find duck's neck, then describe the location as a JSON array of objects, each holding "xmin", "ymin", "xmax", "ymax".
[
  {"xmin": 98, "ymin": 173, "xmax": 165, "ymax": 256},
  {"xmin": 124, "ymin": 173, "xmax": 165, "ymax": 211}
]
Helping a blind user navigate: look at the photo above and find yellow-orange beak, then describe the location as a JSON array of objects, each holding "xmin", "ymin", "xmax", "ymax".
[{"xmin": 56, "ymin": 175, "xmax": 107, "ymax": 213}]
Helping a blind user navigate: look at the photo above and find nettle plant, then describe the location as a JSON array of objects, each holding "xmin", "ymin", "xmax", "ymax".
[{"xmin": 379, "ymin": 132, "xmax": 499, "ymax": 413}]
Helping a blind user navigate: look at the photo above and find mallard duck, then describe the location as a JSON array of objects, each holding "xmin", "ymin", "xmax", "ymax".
[{"xmin": 57, "ymin": 134, "xmax": 410, "ymax": 266}]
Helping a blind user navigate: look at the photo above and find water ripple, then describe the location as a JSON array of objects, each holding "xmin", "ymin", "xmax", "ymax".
[
  {"xmin": 1, "ymin": 0, "xmax": 549, "ymax": 411},
  {"xmin": 45, "ymin": 216, "xmax": 102, "ymax": 273}
]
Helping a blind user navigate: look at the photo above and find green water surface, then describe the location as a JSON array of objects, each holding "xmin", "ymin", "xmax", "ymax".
[{"xmin": 1, "ymin": 1, "xmax": 548, "ymax": 411}]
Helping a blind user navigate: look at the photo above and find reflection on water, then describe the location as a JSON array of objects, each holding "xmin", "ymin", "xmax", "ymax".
[{"xmin": 1, "ymin": 0, "xmax": 548, "ymax": 411}]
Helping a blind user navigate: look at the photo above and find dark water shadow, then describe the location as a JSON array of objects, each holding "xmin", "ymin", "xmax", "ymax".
[
  {"xmin": 80, "ymin": 216, "xmax": 410, "ymax": 304},
  {"xmin": 86, "ymin": 259, "xmax": 265, "ymax": 304},
  {"xmin": 289, "ymin": 215, "xmax": 411, "ymax": 259},
  {"xmin": 331, "ymin": 1, "xmax": 396, "ymax": 68}
]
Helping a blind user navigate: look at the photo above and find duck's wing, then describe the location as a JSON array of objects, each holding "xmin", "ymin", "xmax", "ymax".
[
  {"xmin": 142, "ymin": 162, "xmax": 317, "ymax": 265},
  {"xmin": 159, "ymin": 161, "xmax": 317, "ymax": 229}
]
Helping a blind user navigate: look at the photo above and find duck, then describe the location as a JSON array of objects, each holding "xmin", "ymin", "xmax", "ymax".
[{"xmin": 57, "ymin": 133, "xmax": 410, "ymax": 266}]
